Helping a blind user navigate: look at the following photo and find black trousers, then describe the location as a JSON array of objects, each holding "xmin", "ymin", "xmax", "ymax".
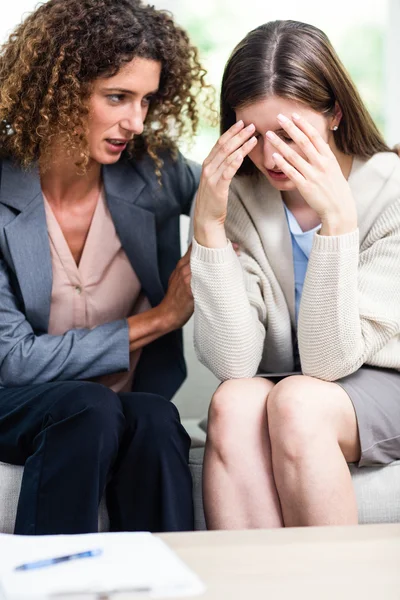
[{"xmin": 0, "ymin": 381, "xmax": 194, "ymax": 535}]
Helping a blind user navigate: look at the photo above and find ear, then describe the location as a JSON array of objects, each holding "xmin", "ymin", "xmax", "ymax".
[{"xmin": 330, "ymin": 102, "xmax": 343, "ymax": 130}]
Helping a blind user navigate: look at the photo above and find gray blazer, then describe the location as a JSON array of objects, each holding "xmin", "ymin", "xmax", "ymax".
[{"xmin": 0, "ymin": 151, "xmax": 200, "ymax": 399}]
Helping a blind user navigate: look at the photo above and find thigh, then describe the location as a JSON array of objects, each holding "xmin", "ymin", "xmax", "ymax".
[
  {"xmin": 0, "ymin": 381, "xmax": 118, "ymax": 465},
  {"xmin": 337, "ymin": 366, "xmax": 400, "ymax": 466},
  {"xmin": 117, "ymin": 392, "xmax": 183, "ymax": 432}
]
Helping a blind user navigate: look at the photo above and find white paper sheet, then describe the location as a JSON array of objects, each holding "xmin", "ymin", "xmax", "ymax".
[{"xmin": 0, "ymin": 532, "xmax": 205, "ymax": 599}]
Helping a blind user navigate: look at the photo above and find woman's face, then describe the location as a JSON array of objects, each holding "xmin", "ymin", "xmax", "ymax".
[
  {"xmin": 235, "ymin": 95, "xmax": 334, "ymax": 191},
  {"xmin": 87, "ymin": 57, "xmax": 161, "ymax": 165}
]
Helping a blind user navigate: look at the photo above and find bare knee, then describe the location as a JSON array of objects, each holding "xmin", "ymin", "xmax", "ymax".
[
  {"xmin": 207, "ymin": 378, "xmax": 274, "ymax": 458},
  {"xmin": 267, "ymin": 376, "xmax": 339, "ymax": 460},
  {"xmin": 267, "ymin": 376, "xmax": 360, "ymax": 462}
]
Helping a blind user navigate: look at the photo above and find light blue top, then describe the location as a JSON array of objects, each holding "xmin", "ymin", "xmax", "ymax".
[{"xmin": 283, "ymin": 205, "xmax": 321, "ymax": 323}]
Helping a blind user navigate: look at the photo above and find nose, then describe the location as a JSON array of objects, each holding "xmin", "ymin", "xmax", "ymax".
[
  {"xmin": 119, "ymin": 104, "xmax": 145, "ymax": 136},
  {"xmin": 262, "ymin": 137, "xmax": 277, "ymax": 171}
]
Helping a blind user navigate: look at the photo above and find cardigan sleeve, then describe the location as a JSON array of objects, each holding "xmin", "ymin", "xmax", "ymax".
[
  {"xmin": 190, "ymin": 236, "xmax": 267, "ymax": 381},
  {"xmin": 298, "ymin": 199, "xmax": 400, "ymax": 381}
]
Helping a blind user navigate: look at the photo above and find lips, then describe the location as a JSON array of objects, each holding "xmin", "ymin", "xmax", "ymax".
[
  {"xmin": 105, "ymin": 139, "xmax": 130, "ymax": 153},
  {"xmin": 267, "ymin": 169, "xmax": 288, "ymax": 180},
  {"xmin": 107, "ymin": 139, "xmax": 130, "ymax": 145}
]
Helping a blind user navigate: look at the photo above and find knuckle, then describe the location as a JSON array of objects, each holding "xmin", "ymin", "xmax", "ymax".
[
  {"xmin": 221, "ymin": 142, "xmax": 230, "ymax": 155},
  {"xmin": 216, "ymin": 137, "xmax": 226, "ymax": 150},
  {"xmin": 232, "ymin": 151, "xmax": 243, "ymax": 163},
  {"xmin": 319, "ymin": 156, "xmax": 330, "ymax": 170},
  {"xmin": 202, "ymin": 164, "xmax": 212, "ymax": 179},
  {"xmin": 298, "ymin": 138, "xmax": 310, "ymax": 151}
]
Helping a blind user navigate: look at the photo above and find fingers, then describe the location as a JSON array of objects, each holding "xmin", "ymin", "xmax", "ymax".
[
  {"xmin": 291, "ymin": 112, "xmax": 333, "ymax": 156},
  {"xmin": 271, "ymin": 113, "xmax": 330, "ymax": 163},
  {"xmin": 232, "ymin": 242, "xmax": 240, "ymax": 256},
  {"xmin": 213, "ymin": 135, "xmax": 258, "ymax": 189},
  {"xmin": 272, "ymin": 152, "xmax": 306, "ymax": 187},
  {"xmin": 204, "ymin": 120, "xmax": 244, "ymax": 165},
  {"xmin": 204, "ymin": 122, "xmax": 256, "ymax": 175},
  {"xmin": 168, "ymin": 259, "xmax": 192, "ymax": 298},
  {"xmin": 175, "ymin": 254, "xmax": 192, "ymax": 281},
  {"xmin": 266, "ymin": 128, "xmax": 313, "ymax": 178},
  {"xmin": 180, "ymin": 244, "xmax": 192, "ymax": 265}
]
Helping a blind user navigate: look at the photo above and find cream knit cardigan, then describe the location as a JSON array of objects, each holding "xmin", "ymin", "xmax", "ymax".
[{"xmin": 190, "ymin": 152, "xmax": 400, "ymax": 382}]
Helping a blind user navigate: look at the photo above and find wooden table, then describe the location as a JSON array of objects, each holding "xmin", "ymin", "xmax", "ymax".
[{"xmin": 158, "ymin": 524, "xmax": 400, "ymax": 599}]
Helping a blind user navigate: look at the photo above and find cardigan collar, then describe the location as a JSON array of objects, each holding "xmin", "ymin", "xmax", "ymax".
[{"xmin": 230, "ymin": 152, "xmax": 400, "ymax": 326}]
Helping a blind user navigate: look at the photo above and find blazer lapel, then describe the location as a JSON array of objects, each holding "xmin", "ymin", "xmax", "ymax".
[
  {"xmin": 103, "ymin": 160, "xmax": 165, "ymax": 307},
  {"xmin": 1, "ymin": 160, "xmax": 52, "ymax": 331}
]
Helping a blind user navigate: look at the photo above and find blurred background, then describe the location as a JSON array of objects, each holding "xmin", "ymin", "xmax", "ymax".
[{"xmin": 2, "ymin": 1, "xmax": 400, "ymax": 423}]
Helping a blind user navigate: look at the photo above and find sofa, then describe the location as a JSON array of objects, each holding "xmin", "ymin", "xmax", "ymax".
[{"xmin": 1, "ymin": 443, "xmax": 400, "ymax": 533}]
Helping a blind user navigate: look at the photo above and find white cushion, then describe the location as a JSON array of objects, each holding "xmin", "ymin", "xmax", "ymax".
[
  {"xmin": 1, "ymin": 457, "xmax": 399, "ymax": 533},
  {"xmin": 0, "ymin": 462, "xmax": 109, "ymax": 534}
]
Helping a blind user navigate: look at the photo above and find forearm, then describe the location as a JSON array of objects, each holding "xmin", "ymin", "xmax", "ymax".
[
  {"xmin": 298, "ymin": 229, "xmax": 364, "ymax": 380},
  {"xmin": 299, "ymin": 199, "xmax": 400, "ymax": 381},
  {"xmin": 0, "ymin": 320, "xmax": 130, "ymax": 387},
  {"xmin": 191, "ymin": 238, "xmax": 265, "ymax": 380},
  {"xmin": 127, "ymin": 304, "xmax": 179, "ymax": 352}
]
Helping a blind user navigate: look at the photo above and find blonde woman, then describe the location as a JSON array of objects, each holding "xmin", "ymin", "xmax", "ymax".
[{"xmin": 191, "ymin": 20, "xmax": 400, "ymax": 529}]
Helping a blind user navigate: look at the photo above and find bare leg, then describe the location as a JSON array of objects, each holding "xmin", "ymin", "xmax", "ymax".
[
  {"xmin": 267, "ymin": 376, "xmax": 361, "ymax": 526},
  {"xmin": 203, "ymin": 378, "xmax": 283, "ymax": 529}
]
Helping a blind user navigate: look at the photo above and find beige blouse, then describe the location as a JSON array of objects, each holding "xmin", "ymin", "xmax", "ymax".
[{"xmin": 44, "ymin": 189, "xmax": 148, "ymax": 392}]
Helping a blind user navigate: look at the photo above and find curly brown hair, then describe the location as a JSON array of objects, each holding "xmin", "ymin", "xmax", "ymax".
[{"xmin": 0, "ymin": 0, "xmax": 213, "ymax": 172}]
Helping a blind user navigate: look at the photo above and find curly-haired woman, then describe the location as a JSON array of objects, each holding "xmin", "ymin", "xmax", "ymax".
[
  {"xmin": 191, "ymin": 21, "xmax": 400, "ymax": 529},
  {"xmin": 0, "ymin": 0, "xmax": 210, "ymax": 534}
]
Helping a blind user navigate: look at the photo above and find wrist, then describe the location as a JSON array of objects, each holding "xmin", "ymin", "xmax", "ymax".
[
  {"xmin": 153, "ymin": 301, "xmax": 179, "ymax": 334},
  {"xmin": 127, "ymin": 305, "xmax": 173, "ymax": 346},
  {"xmin": 319, "ymin": 210, "xmax": 357, "ymax": 236},
  {"xmin": 193, "ymin": 220, "xmax": 227, "ymax": 248}
]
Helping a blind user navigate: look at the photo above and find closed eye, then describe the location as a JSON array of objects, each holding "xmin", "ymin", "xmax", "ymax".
[
  {"xmin": 276, "ymin": 130, "xmax": 293, "ymax": 143},
  {"xmin": 254, "ymin": 131, "xmax": 292, "ymax": 143},
  {"xmin": 280, "ymin": 134, "xmax": 293, "ymax": 143}
]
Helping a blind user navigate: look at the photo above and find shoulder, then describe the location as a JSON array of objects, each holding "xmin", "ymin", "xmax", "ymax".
[
  {"xmin": 351, "ymin": 152, "xmax": 400, "ymax": 205},
  {"xmin": 350, "ymin": 153, "xmax": 400, "ymax": 236},
  {"xmin": 129, "ymin": 149, "xmax": 200, "ymax": 197},
  {"xmin": 352, "ymin": 152, "xmax": 400, "ymax": 187}
]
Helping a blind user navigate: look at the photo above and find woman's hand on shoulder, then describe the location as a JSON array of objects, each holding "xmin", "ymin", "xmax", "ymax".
[
  {"xmin": 157, "ymin": 244, "xmax": 194, "ymax": 331},
  {"xmin": 126, "ymin": 246, "xmax": 193, "ymax": 351},
  {"xmin": 266, "ymin": 113, "xmax": 358, "ymax": 235},
  {"xmin": 194, "ymin": 121, "xmax": 257, "ymax": 247}
]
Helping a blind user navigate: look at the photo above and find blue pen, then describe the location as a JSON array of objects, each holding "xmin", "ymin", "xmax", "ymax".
[{"xmin": 14, "ymin": 548, "xmax": 103, "ymax": 571}]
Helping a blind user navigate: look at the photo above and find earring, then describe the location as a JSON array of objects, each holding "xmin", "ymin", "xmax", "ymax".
[{"xmin": 332, "ymin": 125, "xmax": 338, "ymax": 131}]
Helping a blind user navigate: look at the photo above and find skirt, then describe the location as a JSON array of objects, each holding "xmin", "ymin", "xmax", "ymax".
[
  {"xmin": 264, "ymin": 366, "xmax": 400, "ymax": 467},
  {"xmin": 337, "ymin": 366, "xmax": 400, "ymax": 467}
]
